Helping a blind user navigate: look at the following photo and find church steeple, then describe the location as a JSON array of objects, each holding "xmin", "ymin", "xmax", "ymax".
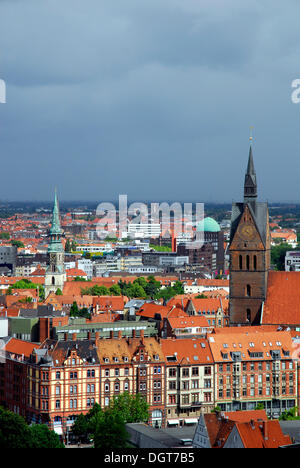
[
  {"xmin": 50, "ymin": 189, "xmax": 62, "ymax": 236},
  {"xmin": 244, "ymin": 145, "xmax": 257, "ymax": 202},
  {"xmin": 48, "ymin": 189, "xmax": 63, "ymax": 253},
  {"xmin": 45, "ymin": 189, "xmax": 66, "ymax": 297}
]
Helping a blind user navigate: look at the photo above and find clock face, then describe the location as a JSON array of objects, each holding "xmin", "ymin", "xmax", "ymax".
[{"xmin": 240, "ymin": 224, "xmax": 255, "ymax": 240}]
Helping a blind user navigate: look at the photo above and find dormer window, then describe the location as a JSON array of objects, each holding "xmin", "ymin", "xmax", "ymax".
[{"xmin": 104, "ymin": 357, "xmax": 109, "ymax": 363}]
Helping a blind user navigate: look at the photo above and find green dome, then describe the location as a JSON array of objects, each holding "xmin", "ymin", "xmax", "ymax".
[{"xmin": 196, "ymin": 217, "xmax": 221, "ymax": 233}]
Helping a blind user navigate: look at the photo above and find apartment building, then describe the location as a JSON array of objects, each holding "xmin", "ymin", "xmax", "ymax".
[
  {"xmin": 161, "ymin": 338, "xmax": 214, "ymax": 426},
  {"xmin": 208, "ymin": 329, "xmax": 297, "ymax": 419}
]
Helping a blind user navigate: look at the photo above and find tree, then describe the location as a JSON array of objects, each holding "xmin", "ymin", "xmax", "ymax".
[
  {"xmin": 211, "ymin": 406, "xmax": 222, "ymax": 414},
  {"xmin": 65, "ymin": 239, "xmax": 71, "ymax": 253},
  {"xmin": 109, "ymin": 284, "xmax": 122, "ymax": 296},
  {"xmin": 0, "ymin": 408, "xmax": 32, "ymax": 448},
  {"xmin": 29, "ymin": 424, "xmax": 64, "ymax": 448},
  {"xmin": 81, "ymin": 285, "xmax": 110, "ymax": 296},
  {"xmin": 11, "ymin": 240, "xmax": 25, "ymax": 248},
  {"xmin": 255, "ymin": 403, "xmax": 265, "ymax": 411},
  {"xmin": 93, "ymin": 409, "xmax": 130, "ymax": 449},
  {"xmin": 109, "ymin": 392, "xmax": 149, "ymax": 424},
  {"xmin": 279, "ymin": 407, "xmax": 300, "ymax": 421},
  {"xmin": 71, "ymin": 413, "xmax": 89, "ymax": 443},
  {"xmin": 74, "ymin": 276, "xmax": 87, "ymax": 282},
  {"xmin": 271, "ymin": 243, "xmax": 294, "ymax": 271},
  {"xmin": 70, "ymin": 301, "xmax": 79, "ymax": 317},
  {"xmin": 0, "ymin": 231, "xmax": 10, "ymax": 240},
  {"xmin": 55, "ymin": 288, "xmax": 63, "ymax": 295}
]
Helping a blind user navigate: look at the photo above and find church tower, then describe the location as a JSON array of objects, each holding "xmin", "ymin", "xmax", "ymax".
[
  {"xmin": 229, "ymin": 145, "xmax": 270, "ymax": 325},
  {"xmin": 44, "ymin": 190, "xmax": 66, "ymax": 298}
]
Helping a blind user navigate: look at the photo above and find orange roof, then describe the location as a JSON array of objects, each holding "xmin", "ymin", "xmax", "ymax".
[
  {"xmin": 263, "ymin": 271, "xmax": 300, "ymax": 325},
  {"xmin": 167, "ymin": 315, "xmax": 210, "ymax": 329},
  {"xmin": 4, "ymin": 338, "xmax": 38, "ymax": 357},
  {"xmin": 136, "ymin": 303, "xmax": 185, "ymax": 320},
  {"xmin": 66, "ymin": 268, "xmax": 87, "ymax": 277},
  {"xmin": 236, "ymin": 420, "xmax": 292, "ymax": 448},
  {"xmin": 161, "ymin": 337, "xmax": 213, "ymax": 365},
  {"xmin": 224, "ymin": 410, "xmax": 267, "ymax": 423},
  {"xmin": 196, "ymin": 279, "xmax": 229, "ymax": 287},
  {"xmin": 187, "ymin": 297, "xmax": 228, "ymax": 313},
  {"xmin": 167, "ymin": 294, "xmax": 199, "ymax": 310},
  {"xmin": 208, "ymin": 328, "xmax": 294, "ymax": 362},
  {"xmin": 92, "ymin": 296, "xmax": 126, "ymax": 311}
]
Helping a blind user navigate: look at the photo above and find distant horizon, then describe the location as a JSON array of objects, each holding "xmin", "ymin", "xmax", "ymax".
[{"xmin": 1, "ymin": 199, "xmax": 300, "ymax": 207}]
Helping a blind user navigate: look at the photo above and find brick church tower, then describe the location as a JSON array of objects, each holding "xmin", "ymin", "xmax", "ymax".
[{"xmin": 229, "ymin": 145, "xmax": 270, "ymax": 325}]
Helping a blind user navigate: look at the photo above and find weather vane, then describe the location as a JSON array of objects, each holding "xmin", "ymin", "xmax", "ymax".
[{"xmin": 249, "ymin": 126, "xmax": 254, "ymax": 142}]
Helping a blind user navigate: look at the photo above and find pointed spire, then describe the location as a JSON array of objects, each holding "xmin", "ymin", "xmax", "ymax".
[
  {"xmin": 247, "ymin": 145, "xmax": 255, "ymax": 175},
  {"xmin": 244, "ymin": 144, "xmax": 257, "ymax": 202},
  {"xmin": 50, "ymin": 188, "xmax": 62, "ymax": 235}
]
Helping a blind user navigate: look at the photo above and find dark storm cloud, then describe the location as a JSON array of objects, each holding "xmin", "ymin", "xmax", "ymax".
[{"xmin": 0, "ymin": 0, "xmax": 300, "ymax": 202}]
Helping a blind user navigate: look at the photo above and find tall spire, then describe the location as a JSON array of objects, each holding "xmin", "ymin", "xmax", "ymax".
[
  {"xmin": 244, "ymin": 144, "xmax": 257, "ymax": 202},
  {"xmin": 48, "ymin": 189, "xmax": 63, "ymax": 253},
  {"xmin": 50, "ymin": 188, "xmax": 62, "ymax": 235}
]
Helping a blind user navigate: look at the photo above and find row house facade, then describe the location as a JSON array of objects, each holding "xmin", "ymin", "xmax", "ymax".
[
  {"xmin": 209, "ymin": 330, "xmax": 298, "ymax": 419},
  {"xmin": 161, "ymin": 338, "xmax": 214, "ymax": 426},
  {"xmin": 0, "ymin": 328, "xmax": 299, "ymax": 438},
  {"xmin": 0, "ymin": 330, "xmax": 166, "ymax": 438}
]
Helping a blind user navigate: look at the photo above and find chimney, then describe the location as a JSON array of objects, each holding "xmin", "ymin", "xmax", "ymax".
[
  {"xmin": 132, "ymin": 329, "xmax": 136, "ymax": 338},
  {"xmin": 110, "ymin": 331, "xmax": 114, "ymax": 339},
  {"xmin": 72, "ymin": 333, "xmax": 77, "ymax": 341},
  {"xmin": 87, "ymin": 331, "xmax": 91, "ymax": 340},
  {"xmin": 64, "ymin": 332, "xmax": 68, "ymax": 341},
  {"xmin": 262, "ymin": 421, "xmax": 268, "ymax": 440},
  {"xmin": 118, "ymin": 331, "xmax": 122, "ymax": 340},
  {"xmin": 250, "ymin": 419, "xmax": 255, "ymax": 430},
  {"xmin": 95, "ymin": 331, "xmax": 100, "ymax": 345}
]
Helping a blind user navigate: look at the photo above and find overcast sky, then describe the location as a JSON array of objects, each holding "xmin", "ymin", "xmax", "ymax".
[{"xmin": 1, "ymin": 0, "xmax": 300, "ymax": 203}]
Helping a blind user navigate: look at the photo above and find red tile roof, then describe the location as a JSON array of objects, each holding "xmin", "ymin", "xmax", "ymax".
[
  {"xmin": 4, "ymin": 338, "xmax": 38, "ymax": 357},
  {"xmin": 263, "ymin": 271, "xmax": 300, "ymax": 325},
  {"xmin": 236, "ymin": 420, "xmax": 292, "ymax": 448},
  {"xmin": 161, "ymin": 338, "xmax": 213, "ymax": 365}
]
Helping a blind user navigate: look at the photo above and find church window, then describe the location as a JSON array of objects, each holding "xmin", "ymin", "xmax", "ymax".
[
  {"xmin": 246, "ymin": 285, "xmax": 251, "ymax": 297},
  {"xmin": 246, "ymin": 309, "xmax": 251, "ymax": 322},
  {"xmin": 246, "ymin": 255, "xmax": 250, "ymax": 270},
  {"xmin": 253, "ymin": 255, "xmax": 257, "ymax": 270},
  {"xmin": 239, "ymin": 255, "xmax": 243, "ymax": 270}
]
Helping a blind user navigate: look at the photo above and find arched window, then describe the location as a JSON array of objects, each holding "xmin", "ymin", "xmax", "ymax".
[
  {"xmin": 239, "ymin": 255, "xmax": 243, "ymax": 270},
  {"xmin": 246, "ymin": 284, "xmax": 251, "ymax": 297},
  {"xmin": 246, "ymin": 255, "xmax": 250, "ymax": 271},
  {"xmin": 253, "ymin": 255, "xmax": 257, "ymax": 271},
  {"xmin": 52, "ymin": 276, "xmax": 55, "ymax": 285},
  {"xmin": 246, "ymin": 309, "xmax": 251, "ymax": 322}
]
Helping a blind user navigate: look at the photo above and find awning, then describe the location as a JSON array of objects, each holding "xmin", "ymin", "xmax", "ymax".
[
  {"xmin": 184, "ymin": 419, "xmax": 198, "ymax": 424},
  {"xmin": 54, "ymin": 426, "xmax": 63, "ymax": 435},
  {"xmin": 167, "ymin": 419, "xmax": 180, "ymax": 425}
]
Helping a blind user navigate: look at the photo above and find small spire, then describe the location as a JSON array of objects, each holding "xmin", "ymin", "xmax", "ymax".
[
  {"xmin": 50, "ymin": 189, "xmax": 62, "ymax": 235},
  {"xmin": 244, "ymin": 141, "xmax": 257, "ymax": 202},
  {"xmin": 246, "ymin": 145, "xmax": 255, "ymax": 175}
]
